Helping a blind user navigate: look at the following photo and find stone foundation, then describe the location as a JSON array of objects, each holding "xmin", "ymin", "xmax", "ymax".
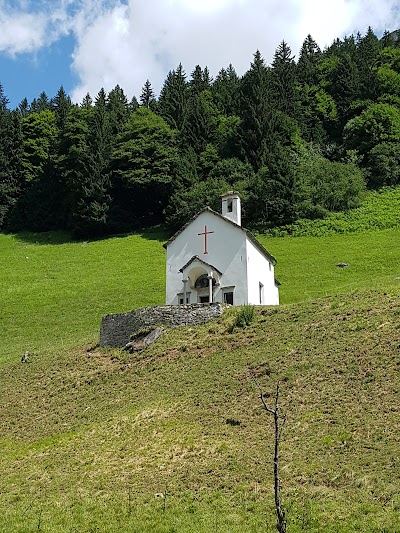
[{"xmin": 100, "ymin": 303, "xmax": 225, "ymax": 348}]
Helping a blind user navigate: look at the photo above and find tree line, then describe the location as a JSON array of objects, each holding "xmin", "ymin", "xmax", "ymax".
[{"xmin": 1, "ymin": 27, "xmax": 400, "ymax": 237}]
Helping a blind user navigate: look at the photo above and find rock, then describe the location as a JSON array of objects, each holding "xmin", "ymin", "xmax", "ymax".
[
  {"xmin": 124, "ymin": 327, "xmax": 164, "ymax": 353},
  {"xmin": 336, "ymin": 262, "xmax": 349, "ymax": 268}
]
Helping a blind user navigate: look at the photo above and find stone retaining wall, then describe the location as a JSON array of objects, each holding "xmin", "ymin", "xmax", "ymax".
[{"xmin": 100, "ymin": 303, "xmax": 225, "ymax": 348}]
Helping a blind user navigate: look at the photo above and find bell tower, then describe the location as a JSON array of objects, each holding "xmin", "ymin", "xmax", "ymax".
[{"xmin": 221, "ymin": 191, "xmax": 241, "ymax": 226}]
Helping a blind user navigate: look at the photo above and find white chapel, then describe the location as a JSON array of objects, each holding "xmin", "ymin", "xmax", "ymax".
[{"xmin": 164, "ymin": 192, "xmax": 280, "ymax": 306}]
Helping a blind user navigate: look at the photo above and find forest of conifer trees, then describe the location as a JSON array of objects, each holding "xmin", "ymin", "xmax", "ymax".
[{"xmin": 1, "ymin": 27, "xmax": 400, "ymax": 237}]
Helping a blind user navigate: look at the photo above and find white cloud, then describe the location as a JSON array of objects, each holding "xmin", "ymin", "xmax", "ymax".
[
  {"xmin": 69, "ymin": 0, "xmax": 400, "ymax": 102},
  {"xmin": 0, "ymin": 10, "xmax": 47, "ymax": 55},
  {"xmin": 1, "ymin": 0, "xmax": 400, "ymax": 101},
  {"xmin": 0, "ymin": 0, "xmax": 114, "ymax": 56}
]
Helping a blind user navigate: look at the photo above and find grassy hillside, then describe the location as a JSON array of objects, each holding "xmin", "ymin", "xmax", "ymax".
[
  {"xmin": 0, "ymin": 291, "xmax": 399, "ymax": 532},
  {"xmin": 0, "ymin": 229, "xmax": 167, "ymax": 365},
  {"xmin": 1, "ymin": 223, "xmax": 400, "ymax": 364},
  {"xmin": 1, "ymin": 188, "xmax": 400, "ymax": 531},
  {"xmin": 268, "ymin": 186, "xmax": 400, "ymax": 237}
]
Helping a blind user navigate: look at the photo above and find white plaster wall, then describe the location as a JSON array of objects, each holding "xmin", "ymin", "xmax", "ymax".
[
  {"xmin": 245, "ymin": 239, "xmax": 279, "ymax": 305},
  {"xmin": 166, "ymin": 211, "xmax": 248, "ymax": 305}
]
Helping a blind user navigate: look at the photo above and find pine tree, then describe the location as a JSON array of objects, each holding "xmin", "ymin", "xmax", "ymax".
[
  {"xmin": 72, "ymin": 88, "xmax": 112, "ymax": 235},
  {"xmin": 356, "ymin": 27, "xmax": 380, "ymax": 100},
  {"xmin": 139, "ymin": 80, "xmax": 156, "ymax": 109},
  {"xmin": 81, "ymin": 93, "xmax": 93, "ymax": 110},
  {"xmin": 381, "ymin": 30, "xmax": 393, "ymax": 48},
  {"xmin": 271, "ymin": 40, "xmax": 298, "ymax": 117},
  {"xmin": 37, "ymin": 91, "xmax": 51, "ymax": 112},
  {"xmin": 239, "ymin": 50, "xmax": 273, "ymax": 171},
  {"xmin": 0, "ymin": 83, "xmax": 9, "ymax": 110},
  {"xmin": 297, "ymin": 35, "xmax": 321, "ymax": 85},
  {"xmin": 334, "ymin": 53, "xmax": 360, "ymax": 122},
  {"xmin": 129, "ymin": 96, "xmax": 139, "ymax": 112},
  {"xmin": 52, "ymin": 86, "xmax": 72, "ymax": 133},
  {"xmin": 182, "ymin": 90, "xmax": 220, "ymax": 154},
  {"xmin": 159, "ymin": 64, "xmax": 189, "ymax": 130},
  {"xmin": 189, "ymin": 65, "xmax": 212, "ymax": 96},
  {"xmin": 60, "ymin": 105, "xmax": 100, "ymax": 234},
  {"xmin": 0, "ymin": 109, "xmax": 23, "ymax": 228},
  {"xmin": 107, "ymin": 85, "xmax": 129, "ymax": 135},
  {"xmin": 212, "ymin": 64, "xmax": 240, "ymax": 115},
  {"xmin": 248, "ymin": 141, "xmax": 296, "ymax": 227},
  {"xmin": 30, "ymin": 98, "xmax": 39, "ymax": 113},
  {"xmin": 18, "ymin": 98, "xmax": 29, "ymax": 117}
]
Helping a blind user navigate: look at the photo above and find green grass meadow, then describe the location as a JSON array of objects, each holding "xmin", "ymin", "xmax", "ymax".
[
  {"xmin": 0, "ymin": 229, "xmax": 167, "ymax": 365},
  {"xmin": 1, "ymin": 189, "xmax": 400, "ymax": 532},
  {"xmin": 2, "ymin": 225, "xmax": 400, "ymax": 364}
]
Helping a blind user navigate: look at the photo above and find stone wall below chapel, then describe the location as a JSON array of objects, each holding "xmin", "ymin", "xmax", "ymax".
[{"xmin": 100, "ymin": 303, "xmax": 225, "ymax": 348}]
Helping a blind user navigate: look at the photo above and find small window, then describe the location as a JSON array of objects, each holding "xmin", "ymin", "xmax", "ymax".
[
  {"xmin": 199, "ymin": 295, "xmax": 209, "ymax": 303},
  {"xmin": 223, "ymin": 291, "xmax": 234, "ymax": 305},
  {"xmin": 259, "ymin": 282, "xmax": 264, "ymax": 305},
  {"xmin": 227, "ymin": 199, "xmax": 233, "ymax": 212}
]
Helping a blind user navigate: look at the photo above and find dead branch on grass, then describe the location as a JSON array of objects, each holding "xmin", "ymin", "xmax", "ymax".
[{"xmin": 251, "ymin": 374, "xmax": 287, "ymax": 533}]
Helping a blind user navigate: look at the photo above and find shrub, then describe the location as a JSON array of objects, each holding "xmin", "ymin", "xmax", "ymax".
[{"xmin": 234, "ymin": 305, "xmax": 256, "ymax": 328}]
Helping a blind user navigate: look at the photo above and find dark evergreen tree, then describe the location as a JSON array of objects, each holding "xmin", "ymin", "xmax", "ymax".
[
  {"xmin": 248, "ymin": 110, "xmax": 300, "ymax": 227},
  {"xmin": 81, "ymin": 93, "xmax": 93, "ymax": 110},
  {"xmin": 323, "ymin": 52, "xmax": 360, "ymax": 130},
  {"xmin": 297, "ymin": 35, "xmax": 321, "ymax": 85},
  {"xmin": 182, "ymin": 90, "xmax": 220, "ymax": 154},
  {"xmin": 30, "ymin": 98, "xmax": 39, "ymax": 113},
  {"xmin": 60, "ymin": 105, "xmax": 107, "ymax": 236},
  {"xmin": 189, "ymin": 65, "xmax": 212, "ymax": 96},
  {"xmin": 271, "ymin": 40, "xmax": 298, "ymax": 117},
  {"xmin": 107, "ymin": 85, "xmax": 129, "ymax": 136},
  {"xmin": 212, "ymin": 64, "xmax": 240, "ymax": 115},
  {"xmin": 18, "ymin": 98, "xmax": 29, "ymax": 117},
  {"xmin": 356, "ymin": 27, "xmax": 380, "ymax": 100},
  {"xmin": 158, "ymin": 64, "xmax": 189, "ymax": 130},
  {"xmin": 70, "ymin": 87, "xmax": 112, "ymax": 235},
  {"xmin": 129, "ymin": 96, "xmax": 139, "ymax": 112},
  {"xmin": 381, "ymin": 30, "xmax": 393, "ymax": 48},
  {"xmin": 0, "ymin": 108, "xmax": 23, "ymax": 228},
  {"xmin": 139, "ymin": 79, "xmax": 156, "ymax": 109},
  {"xmin": 37, "ymin": 91, "xmax": 51, "ymax": 112},
  {"xmin": 52, "ymin": 86, "xmax": 72, "ymax": 133},
  {"xmin": 0, "ymin": 83, "xmax": 9, "ymax": 110},
  {"xmin": 296, "ymin": 84, "xmax": 336, "ymax": 145},
  {"xmin": 239, "ymin": 50, "xmax": 273, "ymax": 171},
  {"xmin": 248, "ymin": 146, "xmax": 296, "ymax": 227}
]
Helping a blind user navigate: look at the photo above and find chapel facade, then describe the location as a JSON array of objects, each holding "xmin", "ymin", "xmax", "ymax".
[{"xmin": 164, "ymin": 192, "xmax": 280, "ymax": 306}]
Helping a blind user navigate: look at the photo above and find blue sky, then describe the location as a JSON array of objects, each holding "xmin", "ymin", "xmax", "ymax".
[
  {"xmin": 1, "ymin": 0, "xmax": 399, "ymax": 109},
  {"xmin": 0, "ymin": 34, "xmax": 78, "ymax": 107}
]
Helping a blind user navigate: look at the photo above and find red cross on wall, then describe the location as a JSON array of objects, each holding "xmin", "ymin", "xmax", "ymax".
[{"xmin": 198, "ymin": 225, "xmax": 214, "ymax": 254}]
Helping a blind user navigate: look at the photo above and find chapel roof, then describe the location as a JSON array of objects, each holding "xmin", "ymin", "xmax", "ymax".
[
  {"xmin": 163, "ymin": 207, "xmax": 277, "ymax": 266},
  {"xmin": 179, "ymin": 255, "xmax": 223, "ymax": 275}
]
